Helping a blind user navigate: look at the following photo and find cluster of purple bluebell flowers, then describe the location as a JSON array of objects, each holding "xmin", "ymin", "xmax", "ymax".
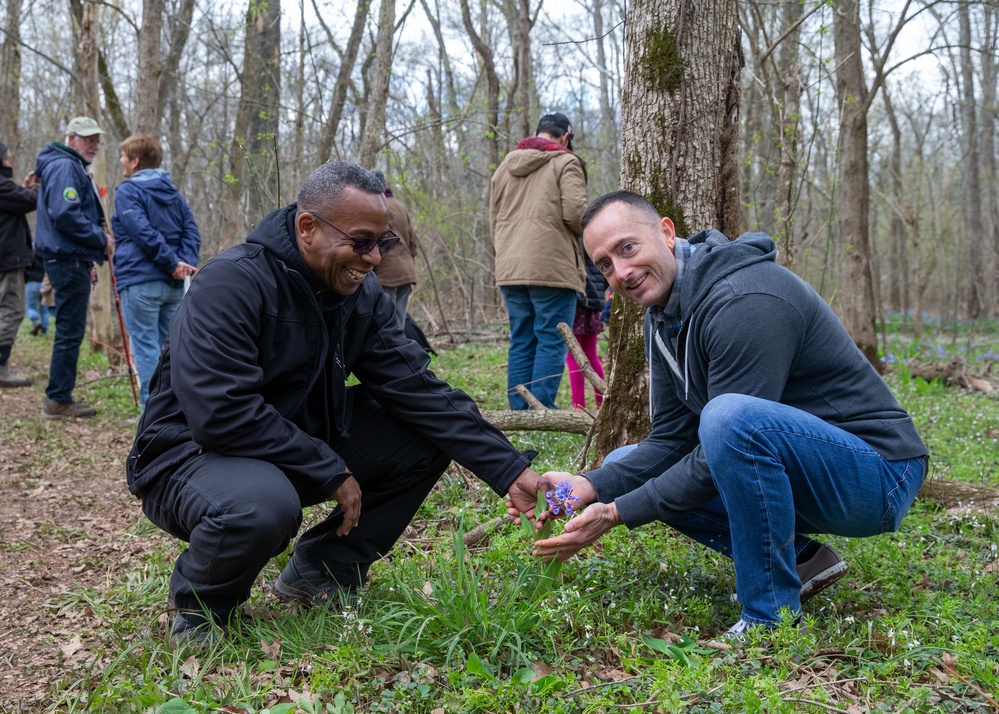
[{"xmin": 545, "ymin": 480, "xmax": 581, "ymax": 516}]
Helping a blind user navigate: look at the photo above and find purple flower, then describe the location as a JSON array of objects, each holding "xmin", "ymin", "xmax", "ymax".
[{"xmin": 545, "ymin": 480, "xmax": 581, "ymax": 517}]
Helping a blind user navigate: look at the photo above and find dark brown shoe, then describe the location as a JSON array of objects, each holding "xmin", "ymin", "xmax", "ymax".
[
  {"xmin": 31, "ymin": 323, "xmax": 43, "ymax": 336},
  {"xmin": 43, "ymin": 399, "xmax": 97, "ymax": 419}
]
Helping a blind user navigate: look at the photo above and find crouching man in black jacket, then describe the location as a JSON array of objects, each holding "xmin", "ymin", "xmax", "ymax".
[{"xmin": 127, "ymin": 162, "xmax": 545, "ymax": 644}]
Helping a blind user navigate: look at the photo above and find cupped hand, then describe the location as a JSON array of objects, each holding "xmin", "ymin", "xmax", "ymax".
[
  {"xmin": 332, "ymin": 475, "xmax": 362, "ymax": 536},
  {"xmin": 531, "ymin": 501, "xmax": 622, "ymax": 562}
]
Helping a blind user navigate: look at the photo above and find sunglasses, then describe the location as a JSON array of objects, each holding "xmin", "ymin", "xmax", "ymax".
[{"xmin": 309, "ymin": 211, "xmax": 401, "ymax": 255}]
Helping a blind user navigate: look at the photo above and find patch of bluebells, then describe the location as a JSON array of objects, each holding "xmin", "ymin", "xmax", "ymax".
[{"xmin": 546, "ymin": 480, "xmax": 581, "ymax": 517}]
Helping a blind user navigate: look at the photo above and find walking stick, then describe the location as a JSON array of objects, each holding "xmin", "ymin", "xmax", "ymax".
[{"xmin": 107, "ymin": 257, "xmax": 140, "ymax": 406}]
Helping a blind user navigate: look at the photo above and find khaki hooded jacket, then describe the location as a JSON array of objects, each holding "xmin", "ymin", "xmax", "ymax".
[
  {"xmin": 375, "ymin": 194, "xmax": 419, "ymax": 288},
  {"xmin": 489, "ymin": 143, "xmax": 587, "ymax": 291}
]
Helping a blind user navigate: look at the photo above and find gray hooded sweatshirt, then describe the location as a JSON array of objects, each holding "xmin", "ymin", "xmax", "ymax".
[{"xmin": 587, "ymin": 229, "xmax": 928, "ymax": 528}]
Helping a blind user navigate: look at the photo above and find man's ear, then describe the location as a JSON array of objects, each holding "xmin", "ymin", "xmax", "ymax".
[
  {"xmin": 296, "ymin": 211, "xmax": 318, "ymax": 246},
  {"xmin": 660, "ymin": 216, "xmax": 676, "ymax": 247}
]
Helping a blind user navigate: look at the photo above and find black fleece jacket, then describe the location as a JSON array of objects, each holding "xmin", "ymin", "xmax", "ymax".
[{"xmin": 126, "ymin": 204, "xmax": 529, "ymax": 505}]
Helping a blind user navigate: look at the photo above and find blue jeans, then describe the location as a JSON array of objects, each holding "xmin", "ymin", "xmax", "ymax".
[
  {"xmin": 45, "ymin": 259, "xmax": 92, "ymax": 403},
  {"xmin": 120, "ymin": 280, "xmax": 185, "ymax": 407},
  {"xmin": 26, "ymin": 281, "xmax": 50, "ymax": 331},
  {"xmin": 604, "ymin": 394, "xmax": 926, "ymax": 625},
  {"xmin": 501, "ymin": 285, "xmax": 578, "ymax": 409}
]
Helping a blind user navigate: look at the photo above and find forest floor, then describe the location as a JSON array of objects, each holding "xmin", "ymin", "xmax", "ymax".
[{"xmin": 0, "ymin": 336, "xmax": 148, "ymax": 711}]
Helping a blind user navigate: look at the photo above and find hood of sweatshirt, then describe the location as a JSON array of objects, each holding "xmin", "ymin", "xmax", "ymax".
[
  {"xmin": 35, "ymin": 142, "xmax": 87, "ymax": 175},
  {"xmin": 503, "ymin": 138, "xmax": 586, "ymax": 178},
  {"xmin": 680, "ymin": 230, "xmax": 777, "ymax": 319},
  {"xmin": 123, "ymin": 168, "xmax": 181, "ymax": 206}
]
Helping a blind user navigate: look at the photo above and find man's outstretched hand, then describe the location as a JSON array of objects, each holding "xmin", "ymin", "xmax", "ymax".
[{"xmin": 505, "ymin": 468, "xmax": 545, "ymax": 525}]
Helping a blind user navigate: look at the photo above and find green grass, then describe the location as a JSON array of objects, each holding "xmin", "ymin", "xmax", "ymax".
[{"xmin": 8, "ymin": 319, "xmax": 998, "ymax": 713}]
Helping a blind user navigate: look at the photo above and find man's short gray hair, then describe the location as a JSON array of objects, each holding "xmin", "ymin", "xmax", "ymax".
[{"xmin": 297, "ymin": 161, "xmax": 385, "ymax": 213}]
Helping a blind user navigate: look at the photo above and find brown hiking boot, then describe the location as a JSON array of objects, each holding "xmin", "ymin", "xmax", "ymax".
[
  {"xmin": 0, "ymin": 365, "xmax": 34, "ymax": 387},
  {"xmin": 43, "ymin": 399, "xmax": 97, "ymax": 419}
]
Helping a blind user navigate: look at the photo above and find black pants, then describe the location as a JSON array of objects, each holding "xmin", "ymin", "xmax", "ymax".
[{"xmin": 140, "ymin": 389, "xmax": 451, "ymax": 618}]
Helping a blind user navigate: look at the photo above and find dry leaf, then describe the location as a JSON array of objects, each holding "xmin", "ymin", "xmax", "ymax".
[
  {"xmin": 422, "ymin": 581, "xmax": 433, "ymax": 596},
  {"xmin": 260, "ymin": 637, "xmax": 281, "ymax": 659},
  {"xmin": 60, "ymin": 634, "xmax": 82, "ymax": 658},
  {"xmin": 179, "ymin": 655, "xmax": 200, "ymax": 679}
]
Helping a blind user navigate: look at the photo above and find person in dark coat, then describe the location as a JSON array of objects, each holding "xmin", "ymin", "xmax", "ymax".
[
  {"xmin": 34, "ymin": 116, "xmax": 114, "ymax": 418},
  {"xmin": 0, "ymin": 140, "xmax": 39, "ymax": 387},
  {"xmin": 112, "ymin": 135, "xmax": 200, "ymax": 407},
  {"xmin": 127, "ymin": 161, "xmax": 546, "ymax": 644}
]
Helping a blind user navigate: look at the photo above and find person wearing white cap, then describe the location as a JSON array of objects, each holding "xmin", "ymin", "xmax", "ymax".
[{"xmin": 33, "ymin": 116, "xmax": 115, "ymax": 418}]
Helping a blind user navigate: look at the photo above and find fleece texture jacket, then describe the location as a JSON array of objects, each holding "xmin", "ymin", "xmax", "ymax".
[
  {"xmin": 0, "ymin": 171, "xmax": 37, "ymax": 273},
  {"xmin": 586, "ymin": 229, "xmax": 928, "ymax": 528},
  {"xmin": 34, "ymin": 143, "xmax": 107, "ymax": 264},
  {"xmin": 126, "ymin": 204, "xmax": 530, "ymax": 506},
  {"xmin": 111, "ymin": 168, "xmax": 201, "ymax": 291}
]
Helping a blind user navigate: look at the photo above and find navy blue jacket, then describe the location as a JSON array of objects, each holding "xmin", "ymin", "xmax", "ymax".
[
  {"xmin": 34, "ymin": 143, "xmax": 107, "ymax": 264},
  {"xmin": 126, "ymin": 204, "xmax": 530, "ymax": 506},
  {"xmin": 111, "ymin": 169, "xmax": 200, "ymax": 291}
]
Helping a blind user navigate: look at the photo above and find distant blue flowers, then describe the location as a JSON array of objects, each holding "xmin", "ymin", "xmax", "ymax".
[{"xmin": 546, "ymin": 480, "xmax": 581, "ymax": 516}]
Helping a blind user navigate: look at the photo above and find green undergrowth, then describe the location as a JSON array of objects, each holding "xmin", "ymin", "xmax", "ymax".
[{"xmin": 6, "ymin": 320, "xmax": 997, "ymax": 713}]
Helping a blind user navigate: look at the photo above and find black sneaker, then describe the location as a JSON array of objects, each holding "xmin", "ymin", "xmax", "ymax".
[
  {"xmin": 43, "ymin": 399, "xmax": 97, "ymax": 419},
  {"xmin": 798, "ymin": 542, "xmax": 848, "ymax": 602},
  {"xmin": 169, "ymin": 611, "xmax": 223, "ymax": 647},
  {"xmin": 273, "ymin": 557, "xmax": 358, "ymax": 608}
]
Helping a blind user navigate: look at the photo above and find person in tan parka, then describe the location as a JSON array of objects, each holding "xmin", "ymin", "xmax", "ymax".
[
  {"xmin": 490, "ymin": 113, "xmax": 587, "ymax": 410},
  {"xmin": 372, "ymin": 171, "xmax": 419, "ymax": 330}
]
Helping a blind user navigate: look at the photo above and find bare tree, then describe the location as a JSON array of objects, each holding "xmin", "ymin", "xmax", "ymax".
[
  {"xmin": 358, "ymin": 0, "xmax": 397, "ymax": 167},
  {"xmin": 957, "ymin": 1, "xmax": 986, "ymax": 317},
  {"xmin": 0, "ymin": 0, "xmax": 24, "ymax": 155},
  {"xmin": 315, "ymin": 0, "xmax": 371, "ymax": 162},
  {"xmin": 135, "ymin": 0, "xmax": 165, "ymax": 135}
]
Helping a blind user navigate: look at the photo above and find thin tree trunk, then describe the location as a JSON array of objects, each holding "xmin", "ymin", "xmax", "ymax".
[
  {"xmin": 135, "ymin": 0, "xmax": 165, "ymax": 135},
  {"xmin": 357, "ymin": 0, "xmax": 397, "ymax": 167},
  {"xmin": 0, "ymin": 0, "xmax": 24, "ymax": 157},
  {"xmin": 315, "ymin": 0, "xmax": 370, "ymax": 162},
  {"xmin": 958, "ymin": 3, "xmax": 985, "ymax": 317},
  {"xmin": 461, "ymin": 0, "xmax": 500, "ymax": 172}
]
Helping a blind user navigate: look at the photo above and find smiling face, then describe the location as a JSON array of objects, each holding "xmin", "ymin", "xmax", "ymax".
[
  {"xmin": 296, "ymin": 186, "xmax": 390, "ymax": 295},
  {"xmin": 583, "ymin": 201, "xmax": 678, "ymax": 309},
  {"xmin": 120, "ymin": 150, "xmax": 140, "ymax": 178}
]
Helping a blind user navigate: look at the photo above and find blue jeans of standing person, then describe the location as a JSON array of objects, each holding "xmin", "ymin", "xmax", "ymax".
[
  {"xmin": 44, "ymin": 259, "xmax": 92, "ymax": 403},
  {"xmin": 501, "ymin": 285, "xmax": 578, "ymax": 410},
  {"xmin": 121, "ymin": 280, "xmax": 185, "ymax": 407},
  {"xmin": 602, "ymin": 394, "xmax": 926, "ymax": 626},
  {"xmin": 26, "ymin": 281, "xmax": 50, "ymax": 332}
]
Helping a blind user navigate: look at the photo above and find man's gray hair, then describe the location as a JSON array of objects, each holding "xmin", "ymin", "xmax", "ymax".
[{"xmin": 297, "ymin": 161, "xmax": 385, "ymax": 212}]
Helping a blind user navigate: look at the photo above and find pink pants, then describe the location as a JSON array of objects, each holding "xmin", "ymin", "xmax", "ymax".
[{"xmin": 566, "ymin": 332, "xmax": 605, "ymax": 409}]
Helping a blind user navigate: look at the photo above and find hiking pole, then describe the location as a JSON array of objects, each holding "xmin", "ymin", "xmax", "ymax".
[{"xmin": 107, "ymin": 256, "xmax": 140, "ymax": 406}]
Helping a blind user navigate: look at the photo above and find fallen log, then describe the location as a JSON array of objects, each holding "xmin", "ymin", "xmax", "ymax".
[
  {"xmin": 907, "ymin": 359, "xmax": 996, "ymax": 394},
  {"xmin": 919, "ymin": 478, "xmax": 999, "ymax": 515},
  {"xmin": 480, "ymin": 409, "xmax": 594, "ymax": 435}
]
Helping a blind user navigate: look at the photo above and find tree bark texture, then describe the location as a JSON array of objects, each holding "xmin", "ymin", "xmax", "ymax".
[
  {"xmin": 832, "ymin": 0, "xmax": 880, "ymax": 370},
  {"xmin": 591, "ymin": 0, "xmax": 742, "ymax": 466},
  {"xmin": 246, "ymin": 0, "xmax": 281, "ymax": 205}
]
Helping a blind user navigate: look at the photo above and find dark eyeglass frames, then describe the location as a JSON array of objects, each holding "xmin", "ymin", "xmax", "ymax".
[{"xmin": 309, "ymin": 211, "xmax": 401, "ymax": 256}]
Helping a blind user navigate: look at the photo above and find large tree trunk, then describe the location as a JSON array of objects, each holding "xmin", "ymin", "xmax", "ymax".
[
  {"xmin": 832, "ymin": 0, "xmax": 880, "ymax": 370},
  {"xmin": 591, "ymin": 0, "xmax": 742, "ymax": 465},
  {"xmin": 357, "ymin": 0, "xmax": 396, "ymax": 168}
]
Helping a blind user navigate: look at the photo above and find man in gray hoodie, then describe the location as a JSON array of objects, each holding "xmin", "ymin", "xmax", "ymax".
[{"xmin": 528, "ymin": 191, "xmax": 928, "ymax": 640}]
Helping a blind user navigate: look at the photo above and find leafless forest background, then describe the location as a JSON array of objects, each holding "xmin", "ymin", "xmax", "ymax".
[{"xmin": 1, "ymin": 0, "xmax": 996, "ymax": 345}]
